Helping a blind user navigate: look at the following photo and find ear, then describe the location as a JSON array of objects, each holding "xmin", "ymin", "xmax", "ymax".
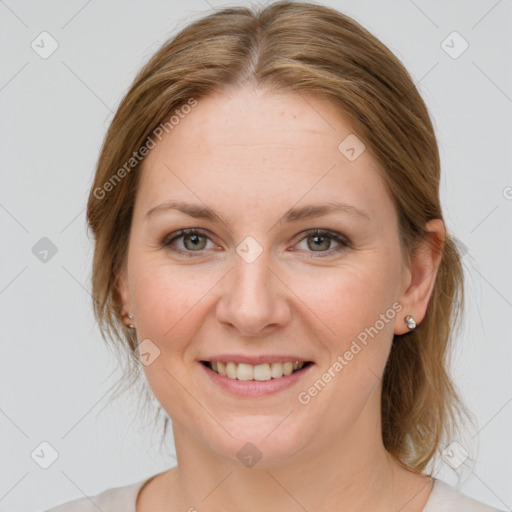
[
  {"xmin": 115, "ymin": 265, "xmax": 132, "ymax": 328},
  {"xmin": 394, "ymin": 219, "xmax": 445, "ymax": 335}
]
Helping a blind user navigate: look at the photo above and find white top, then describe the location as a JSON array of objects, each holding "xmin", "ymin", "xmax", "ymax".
[{"xmin": 43, "ymin": 475, "xmax": 506, "ymax": 512}]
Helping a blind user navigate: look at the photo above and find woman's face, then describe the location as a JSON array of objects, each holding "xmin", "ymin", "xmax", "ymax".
[{"xmin": 118, "ymin": 86, "xmax": 417, "ymax": 465}]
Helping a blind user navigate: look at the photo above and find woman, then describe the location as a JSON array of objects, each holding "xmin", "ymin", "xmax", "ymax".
[{"xmin": 45, "ymin": 2, "xmax": 505, "ymax": 511}]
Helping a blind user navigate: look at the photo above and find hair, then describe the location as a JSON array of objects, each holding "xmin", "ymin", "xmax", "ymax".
[{"xmin": 86, "ymin": 1, "xmax": 472, "ymax": 472}]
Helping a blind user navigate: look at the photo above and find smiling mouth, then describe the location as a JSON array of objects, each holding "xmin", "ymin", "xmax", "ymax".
[{"xmin": 201, "ymin": 360, "xmax": 313, "ymax": 381}]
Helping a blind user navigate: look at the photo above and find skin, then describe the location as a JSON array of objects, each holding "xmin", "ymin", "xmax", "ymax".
[{"xmin": 117, "ymin": 85, "xmax": 444, "ymax": 512}]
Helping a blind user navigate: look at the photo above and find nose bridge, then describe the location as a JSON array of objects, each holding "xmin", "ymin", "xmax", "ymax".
[
  {"xmin": 234, "ymin": 240, "xmax": 271, "ymax": 296},
  {"xmin": 216, "ymin": 236, "xmax": 289, "ymax": 335}
]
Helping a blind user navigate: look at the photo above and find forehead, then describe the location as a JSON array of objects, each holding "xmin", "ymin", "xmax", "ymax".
[
  {"xmin": 135, "ymin": 86, "xmax": 392, "ymax": 225},
  {"xmin": 156, "ymin": 87, "xmax": 350, "ymax": 156}
]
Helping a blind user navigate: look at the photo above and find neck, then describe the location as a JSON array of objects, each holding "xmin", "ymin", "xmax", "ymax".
[{"xmin": 161, "ymin": 397, "xmax": 432, "ymax": 512}]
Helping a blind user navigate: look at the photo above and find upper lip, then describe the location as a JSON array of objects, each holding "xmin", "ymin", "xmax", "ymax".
[{"xmin": 200, "ymin": 354, "xmax": 313, "ymax": 365}]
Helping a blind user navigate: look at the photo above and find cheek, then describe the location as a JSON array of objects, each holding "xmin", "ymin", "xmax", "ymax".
[
  {"xmin": 288, "ymin": 255, "xmax": 399, "ymax": 404},
  {"xmin": 130, "ymin": 258, "xmax": 220, "ymax": 353},
  {"xmin": 132, "ymin": 253, "xmax": 225, "ymax": 366},
  {"xmin": 129, "ymin": 262, "xmax": 213, "ymax": 409},
  {"xmin": 289, "ymin": 257, "xmax": 399, "ymax": 345},
  {"xmin": 293, "ymin": 268, "xmax": 397, "ymax": 425}
]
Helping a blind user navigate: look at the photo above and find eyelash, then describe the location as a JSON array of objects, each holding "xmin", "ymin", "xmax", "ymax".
[{"xmin": 161, "ymin": 228, "xmax": 351, "ymax": 258}]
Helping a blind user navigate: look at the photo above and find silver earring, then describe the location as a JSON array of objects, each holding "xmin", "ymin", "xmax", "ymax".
[
  {"xmin": 127, "ymin": 312, "xmax": 134, "ymax": 329},
  {"xmin": 405, "ymin": 315, "xmax": 416, "ymax": 330}
]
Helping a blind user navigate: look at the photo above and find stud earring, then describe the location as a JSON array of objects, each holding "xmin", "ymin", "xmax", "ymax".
[
  {"xmin": 405, "ymin": 315, "xmax": 416, "ymax": 330},
  {"xmin": 126, "ymin": 312, "xmax": 135, "ymax": 329}
]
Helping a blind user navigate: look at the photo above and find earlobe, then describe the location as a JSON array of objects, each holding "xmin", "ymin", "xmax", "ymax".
[{"xmin": 394, "ymin": 219, "xmax": 445, "ymax": 335}]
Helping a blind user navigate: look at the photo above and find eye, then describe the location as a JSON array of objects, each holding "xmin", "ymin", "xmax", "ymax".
[
  {"xmin": 294, "ymin": 229, "xmax": 350, "ymax": 257},
  {"xmin": 161, "ymin": 228, "xmax": 350, "ymax": 257},
  {"xmin": 162, "ymin": 228, "xmax": 214, "ymax": 255}
]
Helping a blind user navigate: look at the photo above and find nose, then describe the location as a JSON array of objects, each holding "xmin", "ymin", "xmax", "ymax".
[{"xmin": 215, "ymin": 246, "xmax": 291, "ymax": 337}]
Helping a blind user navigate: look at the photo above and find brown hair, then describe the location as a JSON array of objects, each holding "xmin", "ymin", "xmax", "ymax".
[{"xmin": 87, "ymin": 1, "xmax": 472, "ymax": 471}]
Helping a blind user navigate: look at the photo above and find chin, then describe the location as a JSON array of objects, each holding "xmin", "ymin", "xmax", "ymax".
[{"xmin": 202, "ymin": 415, "xmax": 314, "ymax": 468}]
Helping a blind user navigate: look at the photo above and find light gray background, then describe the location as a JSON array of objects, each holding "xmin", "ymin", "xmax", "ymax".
[{"xmin": 1, "ymin": 1, "xmax": 511, "ymax": 511}]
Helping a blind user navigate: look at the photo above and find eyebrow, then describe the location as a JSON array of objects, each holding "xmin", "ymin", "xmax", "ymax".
[{"xmin": 144, "ymin": 200, "xmax": 370, "ymax": 223}]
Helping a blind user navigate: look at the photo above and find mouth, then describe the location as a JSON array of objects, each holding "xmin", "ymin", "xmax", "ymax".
[{"xmin": 200, "ymin": 360, "xmax": 314, "ymax": 381}]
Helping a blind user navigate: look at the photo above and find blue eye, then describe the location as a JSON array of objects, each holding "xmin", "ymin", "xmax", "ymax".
[{"xmin": 162, "ymin": 228, "xmax": 350, "ymax": 257}]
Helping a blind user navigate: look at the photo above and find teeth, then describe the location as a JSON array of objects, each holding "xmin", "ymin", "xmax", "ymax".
[
  {"xmin": 270, "ymin": 362, "xmax": 283, "ymax": 379},
  {"xmin": 207, "ymin": 361, "xmax": 306, "ymax": 380},
  {"xmin": 237, "ymin": 363, "xmax": 255, "ymax": 381},
  {"xmin": 226, "ymin": 362, "xmax": 237, "ymax": 379},
  {"xmin": 283, "ymin": 362, "xmax": 294, "ymax": 376}
]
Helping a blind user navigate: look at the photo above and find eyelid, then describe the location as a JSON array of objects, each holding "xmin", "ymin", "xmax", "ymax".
[
  {"xmin": 162, "ymin": 228, "xmax": 217, "ymax": 254},
  {"xmin": 162, "ymin": 228, "xmax": 350, "ymax": 257},
  {"xmin": 291, "ymin": 228, "xmax": 350, "ymax": 257}
]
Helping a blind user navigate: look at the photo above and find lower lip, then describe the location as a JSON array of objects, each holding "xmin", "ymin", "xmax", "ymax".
[{"xmin": 199, "ymin": 362, "xmax": 314, "ymax": 397}]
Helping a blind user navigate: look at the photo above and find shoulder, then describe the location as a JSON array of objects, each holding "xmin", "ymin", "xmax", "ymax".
[
  {"xmin": 423, "ymin": 478, "xmax": 506, "ymax": 512},
  {"xmin": 43, "ymin": 477, "xmax": 151, "ymax": 512}
]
